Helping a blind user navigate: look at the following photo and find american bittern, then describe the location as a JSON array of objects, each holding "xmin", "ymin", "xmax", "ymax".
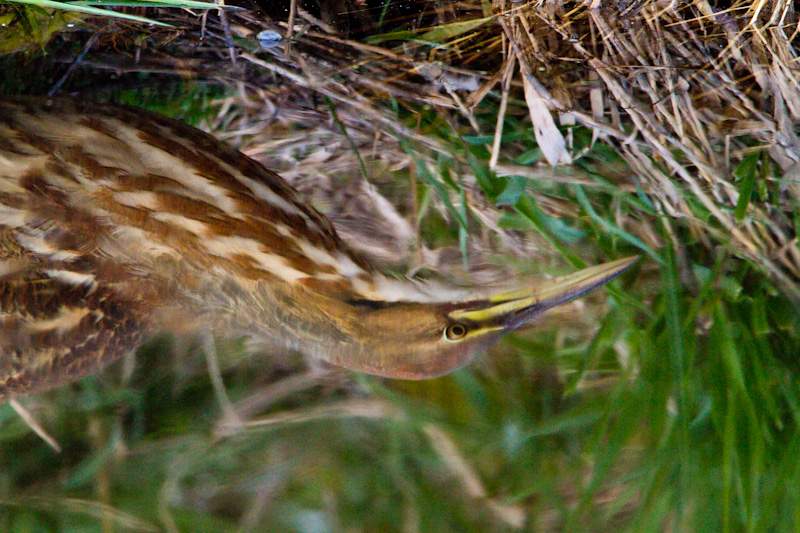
[{"xmin": 0, "ymin": 97, "xmax": 637, "ymax": 400}]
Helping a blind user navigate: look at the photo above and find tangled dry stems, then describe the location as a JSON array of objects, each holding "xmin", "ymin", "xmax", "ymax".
[{"xmin": 207, "ymin": 0, "xmax": 799, "ymax": 297}]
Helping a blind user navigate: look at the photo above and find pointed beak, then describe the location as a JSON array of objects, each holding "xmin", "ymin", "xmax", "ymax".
[{"xmin": 449, "ymin": 256, "xmax": 639, "ymax": 331}]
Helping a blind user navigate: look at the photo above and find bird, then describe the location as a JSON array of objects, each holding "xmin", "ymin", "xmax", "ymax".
[{"xmin": 0, "ymin": 97, "xmax": 637, "ymax": 401}]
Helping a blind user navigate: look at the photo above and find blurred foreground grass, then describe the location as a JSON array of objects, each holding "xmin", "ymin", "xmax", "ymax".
[{"xmin": 1, "ymin": 1, "xmax": 800, "ymax": 531}]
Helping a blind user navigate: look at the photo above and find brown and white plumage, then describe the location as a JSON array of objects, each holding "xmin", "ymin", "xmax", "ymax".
[
  {"xmin": 0, "ymin": 97, "xmax": 375, "ymax": 397},
  {"xmin": 0, "ymin": 97, "xmax": 637, "ymax": 399}
]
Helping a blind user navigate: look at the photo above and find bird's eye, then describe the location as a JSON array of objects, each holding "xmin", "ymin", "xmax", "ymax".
[{"xmin": 444, "ymin": 323, "xmax": 468, "ymax": 341}]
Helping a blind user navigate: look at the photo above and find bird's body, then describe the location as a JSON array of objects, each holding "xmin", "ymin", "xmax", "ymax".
[{"xmin": 0, "ymin": 97, "xmax": 636, "ymax": 399}]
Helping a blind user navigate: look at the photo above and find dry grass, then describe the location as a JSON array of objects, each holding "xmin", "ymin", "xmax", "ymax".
[{"xmin": 2, "ymin": 0, "xmax": 800, "ymax": 530}]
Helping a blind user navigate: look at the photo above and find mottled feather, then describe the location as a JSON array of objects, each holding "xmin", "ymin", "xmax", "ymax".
[{"xmin": 0, "ymin": 97, "xmax": 381, "ymax": 398}]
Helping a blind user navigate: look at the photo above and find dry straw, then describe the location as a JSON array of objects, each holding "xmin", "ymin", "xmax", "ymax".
[{"xmin": 190, "ymin": 0, "xmax": 799, "ymax": 298}]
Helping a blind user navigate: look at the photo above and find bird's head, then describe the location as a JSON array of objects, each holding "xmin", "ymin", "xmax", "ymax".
[{"xmin": 309, "ymin": 256, "xmax": 639, "ymax": 379}]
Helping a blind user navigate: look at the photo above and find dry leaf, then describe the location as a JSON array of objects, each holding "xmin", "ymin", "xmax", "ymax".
[{"xmin": 522, "ymin": 75, "xmax": 572, "ymax": 166}]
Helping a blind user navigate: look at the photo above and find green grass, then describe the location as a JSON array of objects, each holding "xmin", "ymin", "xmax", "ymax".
[
  {"xmin": 2, "ymin": 0, "xmax": 229, "ymax": 28},
  {"xmin": 2, "ymin": 16, "xmax": 800, "ymax": 531}
]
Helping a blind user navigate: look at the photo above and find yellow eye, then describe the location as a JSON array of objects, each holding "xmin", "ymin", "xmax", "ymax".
[{"xmin": 444, "ymin": 323, "xmax": 468, "ymax": 341}]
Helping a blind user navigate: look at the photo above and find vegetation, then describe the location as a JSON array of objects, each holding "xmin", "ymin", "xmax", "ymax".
[{"xmin": 1, "ymin": 0, "xmax": 799, "ymax": 530}]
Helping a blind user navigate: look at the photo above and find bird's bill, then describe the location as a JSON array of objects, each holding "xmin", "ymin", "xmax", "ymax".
[{"xmin": 449, "ymin": 256, "xmax": 639, "ymax": 330}]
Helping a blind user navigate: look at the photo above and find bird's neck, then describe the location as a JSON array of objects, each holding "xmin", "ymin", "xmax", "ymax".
[{"xmin": 199, "ymin": 276, "xmax": 364, "ymax": 358}]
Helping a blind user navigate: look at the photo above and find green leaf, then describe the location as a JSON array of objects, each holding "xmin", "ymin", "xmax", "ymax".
[
  {"xmin": 462, "ymin": 131, "xmax": 526, "ymax": 145},
  {"xmin": 366, "ymin": 29, "xmax": 416, "ymax": 44},
  {"xmin": 69, "ymin": 0, "xmax": 234, "ymax": 7},
  {"xmin": 515, "ymin": 196, "xmax": 583, "ymax": 264},
  {"xmin": 734, "ymin": 151, "xmax": 760, "ymax": 222},
  {"xmin": 418, "ymin": 17, "xmax": 492, "ymax": 44},
  {"xmin": 8, "ymin": 0, "xmax": 171, "ymax": 24},
  {"xmin": 69, "ymin": 0, "xmax": 232, "ymax": 8},
  {"xmin": 495, "ymin": 176, "xmax": 527, "ymax": 206},
  {"xmin": 367, "ymin": 17, "xmax": 491, "ymax": 45},
  {"xmin": 514, "ymin": 148, "xmax": 542, "ymax": 165}
]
